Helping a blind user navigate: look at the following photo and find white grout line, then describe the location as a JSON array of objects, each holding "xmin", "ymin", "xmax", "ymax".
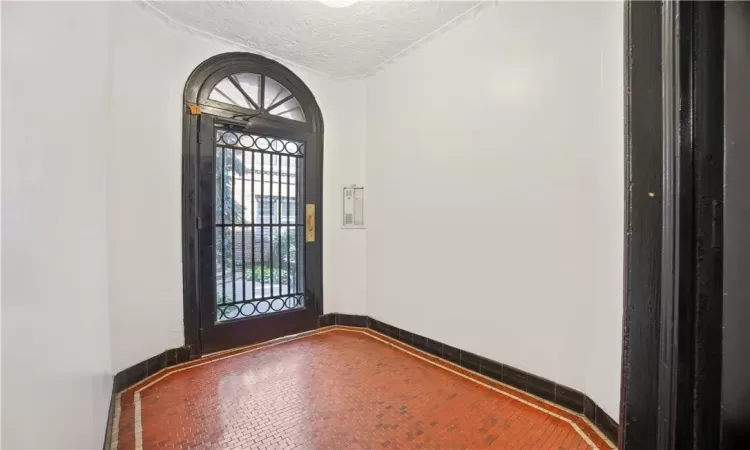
[
  {"xmin": 134, "ymin": 392, "xmax": 143, "ymax": 450},
  {"xmin": 582, "ymin": 414, "xmax": 617, "ymax": 448},
  {"xmin": 110, "ymin": 393, "xmax": 121, "ymax": 450},
  {"xmin": 129, "ymin": 325, "xmax": 615, "ymax": 450}
]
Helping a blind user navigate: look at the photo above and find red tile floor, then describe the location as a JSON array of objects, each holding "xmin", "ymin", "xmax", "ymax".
[{"xmin": 112, "ymin": 327, "xmax": 616, "ymax": 449}]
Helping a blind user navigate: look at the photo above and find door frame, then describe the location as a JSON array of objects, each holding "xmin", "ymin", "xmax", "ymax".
[
  {"xmin": 621, "ymin": 2, "xmax": 725, "ymax": 448},
  {"xmin": 181, "ymin": 52, "xmax": 325, "ymax": 357}
]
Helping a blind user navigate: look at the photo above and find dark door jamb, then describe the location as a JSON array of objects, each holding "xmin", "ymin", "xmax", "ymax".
[{"xmin": 622, "ymin": 1, "xmax": 724, "ymax": 448}]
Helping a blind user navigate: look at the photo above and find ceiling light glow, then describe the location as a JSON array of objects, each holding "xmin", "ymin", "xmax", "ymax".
[{"xmin": 319, "ymin": 0, "xmax": 358, "ymax": 8}]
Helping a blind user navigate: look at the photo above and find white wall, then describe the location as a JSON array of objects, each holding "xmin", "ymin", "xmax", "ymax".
[
  {"xmin": 366, "ymin": 2, "xmax": 623, "ymax": 418},
  {"xmin": 106, "ymin": 3, "xmax": 367, "ymax": 372},
  {"xmin": 582, "ymin": 1, "xmax": 625, "ymax": 420},
  {"xmin": 1, "ymin": 3, "xmax": 114, "ymax": 448}
]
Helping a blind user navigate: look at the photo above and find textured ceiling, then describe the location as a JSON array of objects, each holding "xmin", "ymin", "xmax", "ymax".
[{"xmin": 143, "ymin": 0, "xmax": 487, "ymax": 78}]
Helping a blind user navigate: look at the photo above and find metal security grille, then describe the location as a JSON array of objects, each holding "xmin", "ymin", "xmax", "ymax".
[{"xmin": 214, "ymin": 126, "xmax": 305, "ymax": 322}]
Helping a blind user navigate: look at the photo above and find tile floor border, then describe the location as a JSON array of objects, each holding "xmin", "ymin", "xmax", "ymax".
[
  {"xmin": 355, "ymin": 328, "xmax": 601, "ymax": 449},
  {"xmin": 321, "ymin": 312, "xmax": 619, "ymax": 445},
  {"xmin": 355, "ymin": 326, "xmax": 618, "ymax": 450},
  {"xmin": 117, "ymin": 325, "xmax": 615, "ymax": 449}
]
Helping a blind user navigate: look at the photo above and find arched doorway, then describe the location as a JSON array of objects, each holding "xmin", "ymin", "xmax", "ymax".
[{"xmin": 182, "ymin": 53, "xmax": 324, "ymax": 355}]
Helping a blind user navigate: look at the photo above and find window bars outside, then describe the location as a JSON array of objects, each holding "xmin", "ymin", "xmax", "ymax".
[{"xmin": 214, "ymin": 127, "xmax": 305, "ymax": 322}]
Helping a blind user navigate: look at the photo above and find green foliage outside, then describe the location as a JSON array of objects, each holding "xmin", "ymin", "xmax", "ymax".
[
  {"xmin": 244, "ymin": 228, "xmax": 298, "ymax": 283},
  {"xmin": 244, "ymin": 265, "xmax": 289, "ymax": 284},
  {"xmin": 216, "ymin": 149, "xmax": 245, "ymax": 270}
]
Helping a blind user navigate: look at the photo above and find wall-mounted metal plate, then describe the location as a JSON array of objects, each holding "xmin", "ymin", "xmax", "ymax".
[{"xmin": 306, "ymin": 204, "xmax": 315, "ymax": 242}]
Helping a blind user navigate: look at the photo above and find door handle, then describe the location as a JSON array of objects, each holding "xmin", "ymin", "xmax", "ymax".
[{"xmin": 306, "ymin": 204, "xmax": 315, "ymax": 243}]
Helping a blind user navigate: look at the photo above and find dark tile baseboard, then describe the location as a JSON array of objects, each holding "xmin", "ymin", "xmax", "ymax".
[
  {"xmin": 318, "ymin": 313, "xmax": 619, "ymax": 445},
  {"xmin": 112, "ymin": 346, "xmax": 192, "ymax": 393},
  {"xmin": 103, "ymin": 346, "xmax": 193, "ymax": 449}
]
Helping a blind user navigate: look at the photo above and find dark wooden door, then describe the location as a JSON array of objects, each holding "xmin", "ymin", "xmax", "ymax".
[{"xmin": 195, "ymin": 114, "xmax": 321, "ymax": 354}]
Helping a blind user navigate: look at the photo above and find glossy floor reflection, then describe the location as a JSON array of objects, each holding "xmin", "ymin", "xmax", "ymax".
[{"xmin": 113, "ymin": 328, "xmax": 615, "ymax": 449}]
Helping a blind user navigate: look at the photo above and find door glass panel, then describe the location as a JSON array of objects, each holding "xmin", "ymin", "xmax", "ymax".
[{"xmin": 214, "ymin": 127, "xmax": 305, "ymax": 322}]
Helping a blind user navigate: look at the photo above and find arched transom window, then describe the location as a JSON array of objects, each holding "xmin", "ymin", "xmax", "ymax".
[{"xmin": 208, "ymin": 73, "xmax": 306, "ymax": 122}]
